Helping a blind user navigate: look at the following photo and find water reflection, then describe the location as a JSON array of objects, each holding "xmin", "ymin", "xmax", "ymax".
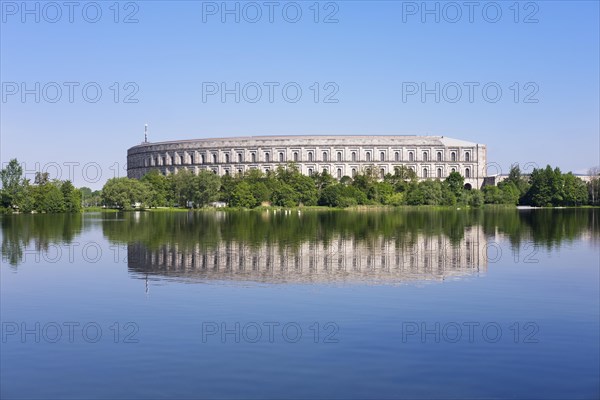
[
  {"xmin": 1, "ymin": 209, "xmax": 598, "ymax": 282},
  {"xmin": 128, "ymin": 226, "xmax": 487, "ymax": 284}
]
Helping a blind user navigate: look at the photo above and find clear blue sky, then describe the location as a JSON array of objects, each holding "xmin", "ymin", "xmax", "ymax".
[{"xmin": 1, "ymin": 0, "xmax": 598, "ymax": 188}]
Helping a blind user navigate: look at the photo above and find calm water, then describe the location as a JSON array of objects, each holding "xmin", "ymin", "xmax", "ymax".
[{"xmin": 1, "ymin": 209, "xmax": 599, "ymax": 399}]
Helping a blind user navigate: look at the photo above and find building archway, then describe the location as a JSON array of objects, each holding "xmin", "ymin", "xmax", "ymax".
[{"xmin": 464, "ymin": 183, "xmax": 472, "ymax": 190}]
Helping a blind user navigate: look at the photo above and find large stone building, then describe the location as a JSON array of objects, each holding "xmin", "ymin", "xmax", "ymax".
[{"xmin": 127, "ymin": 135, "xmax": 487, "ymax": 188}]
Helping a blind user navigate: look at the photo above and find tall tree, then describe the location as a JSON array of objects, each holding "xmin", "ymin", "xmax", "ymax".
[{"xmin": 0, "ymin": 159, "xmax": 24, "ymax": 208}]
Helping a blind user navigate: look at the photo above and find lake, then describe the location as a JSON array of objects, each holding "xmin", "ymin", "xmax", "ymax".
[{"xmin": 1, "ymin": 208, "xmax": 599, "ymax": 399}]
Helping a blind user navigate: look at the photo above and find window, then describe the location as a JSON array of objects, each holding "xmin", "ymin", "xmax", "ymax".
[
  {"xmin": 380, "ymin": 152, "xmax": 385, "ymax": 162},
  {"xmin": 437, "ymin": 152, "xmax": 442, "ymax": 162},
  {"xmin": 465, "ymin": 168, "xmax": 471, "ymax": 178},
  {"xmin": 212, "ymin": 154, "xmax": 217, "ymax": 163},
  {"xmin": 279, "ymin": 152, "xmax": 284, "ymax": 162},
  {"xmin": 351, "ymin": 168, "xmax": 357, "ymax": 177},
  {"xmin": 201, "ymin": 155, "xmax": 205, "ymax": 164},
  {"xmin": 437, "ymin": 168, "xmax": 442, "ymax": 178},
  {"xmin": 238, "ymin": 153, "xmax": 242, "ymax": 163},
  {"xmin": 395, "ymin": 152, "xmax": 400, "ymax": 161},
  {"xmin": 308, "ymin": 152, "xmax": 313, "ymax": 162},
  {"xmin": 409, "ymin": 152, "xmax": 414, "ymax": 162},
  {"xmin": 251, "ymin": 153, "xmax": 256, "ymax": 163},
  {"xmin": 380, "ymin": 168, "xmax": 385, "ymax": 178},
  {"xmin": 337, "ymin": 152, "xmax": 342, "ymax": 162},
  {"xmin": 308, "ymin": 168, "xmax": 313, "ymax": 176},
  {"xmin": 351, "ymin": 152, "xmax": 356, "ymax": 162},
  {"xmin": 190, "ymin": 154, "xmax": 195, "ymax": 164},
  {"xmin": 423, "ymin": 152, "xmax": 428, "ymax": 162},
  {"xmin": 451, "ymin": 152, "xmax": 456, "ymax": 162},
  {"xmin": 423, "ymin": 168, "xmax": 428, "ymax": 178},
  {"xmin": 293, "ymin": 152, "xmax": 299, "ymax": 162},
  {"xmin": 451, "ymin": 168, "xmax": 456, "ymax": 173},
  {"xmin": 323, "ymin": 152, "xmax": 328, "ymax": 162},
  {"xmin": 162, "ymin": 156, "xmax": 166, "ymax": 165},
  {"xmin": 366, "ymin": 152, "xmax": 371, "ymax": 162},
  {"xmin": 337, "ymin": 168, "xmax": 342, "ymax": 178},
  {"xmin": 465, "ymin": 152, "xmax": 470, "ymax": 162},
  {"xmin": 322, "ymin": 168, "xmax": 328, "ymax": 174},
  {"xmin": 238, "ymin": 168, "xmax": 242, "ymax": 174},
  {"xmin": 225, "ymin": 170, "xmax": 229, "ymax": 175},
  {"xmin": 265, "ymin": 153, "xmax": 270, "ymax": 162},
  {"xmin": 225, "ymin": 154, "xmax": 229, "ymax": 163}
]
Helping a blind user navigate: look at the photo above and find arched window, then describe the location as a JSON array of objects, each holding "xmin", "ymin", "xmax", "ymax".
[
  {"xmin": 380, "ymin": 168, "xmax": 385, "ymax": 178},
  {"xmin": 451, "ymin": 152, "xmax": 456, "ymax": 162},
  {"xmin": 238, "ymin": 168, "xmax": 242, "ymax": 174},
  {"xmin": 323, "ymin": 152, "xmax": 328, "ymax": 162},
  {"xmin": 337, "ymin": 152, "xmax": 342, "ymax": 162},
  {"xmin": 265, "ymin": 153, "xmax": 270, "ymax": 162},
  {"xmin": 238, "ymin": 153, "xmax": 242, "ymax": 163},
  {"xmin": 465, "ymin": 168, "xmax": 471, "ymax": 178},
  {"xmin": 394, "ymin": 152, "xmax": 400, "ymax": 161},
  {"xmin": 308, "ymin": 168, "xmax": 313, "ymax": 176},
  {"xmin": 279, "ymin": 152, "xmax": 284, "ymax": 162},
  {"xmin": 366, "ymin": 152, "xmax": 371, "ymax": 162},
  {"xmin": 225, "ymin": 154, "xmax": 229, "ymax": 163},
  {"xmin": 322, "ymin": 168, "xmax": 328, "ymax": 174},
  {"xmin": 465, "ymin": 152, "xmax": 470, "ymax": 162},
  {"xmin": 225, "ymin": 170, "xmax": 230, "ymax": 175},
  {"xmin": 308, "ymin": 152, "xmax": 313, "ymax": 162},
  {"xmin": 190, "ymin": 154, "xmax": 195, "ymax": 164},
  {"xmin": 422, "ymin": 152, "xmax": 428, "ymax": 161},
  {"xmin": 293, "ymin": 152, "xmax": 299, "ymax": 162},
  {"xmin": 437, "ymin": 168, "xmax": 442, "ymax": 178},
  {"xmin": 380, "ymin": 152, "xmax": 385, "ymax": 162},
  {"xmin": 201, "ymin": 154, "xmax": 205, "ymax": 164},
  {"xmin": 437, "ymin": 152, "xmax": 442, "ymax": 162},
  {"xmin": 351, "ymin": 168, "xmax": 357, "ymax": 177},
  {"xmin": 251, "ymin": 153, "xmax": 256, "ymax": 163},
  {"xmin": 423, "ymin": 168, "xmax": 428, "ymax": 178},
  {"xmin": 409, "ymin": 152, "xmax": 414, "ymax": 162},
  {"xmin": 351, "ymin": 152, "xmax": 356, "ymax": 162},
  {"xmin": 337, "ymin": 168, "xmax": 342, "ymax": 178},
  {"xmin": 212, "ymin": 154, "xmax": 217, "ymax": 163},
  {"xmin": 451, "ymin": 168, "xmax": 456, "ymax": 173}
]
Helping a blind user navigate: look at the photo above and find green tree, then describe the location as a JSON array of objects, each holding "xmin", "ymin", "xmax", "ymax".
[
  {"xmin": 230, "ymin": 181, "xmax": 257, "ymax": 208},
  {"xmin": 219, "ymin": 173, "xmax": 238, "ymax": 204},
  {"xmin": 505, "ymin": 164, "xmax": 530, "ymax": 198},
  {"xmin": 0, "ymin": 159, "xmax": 24, "ymax": 208},
  {"xmin": 191, "ymin": 170, "xmax": 221, "ymax": 207},
  {"xmin": 61, "ymin": 180, "xmax": 82, "ymax": 212},
  {"xmin": 445, "ymin": 171, "xmax": 465, "ymax": 198},
  {"xmin": 562, "ymin": 173, "xmax": 588, "ymax": 206},
  {"xmin": 141, "ymin": 169, "xmax": 169, "ymax": 207},
  {"xmin": 271, "ymin": 182, "xmax": 297, "ymax": 207},
  {"xmin": 249, "ymin": 181, "xmax": 271, "ymax": 205},
  {"xmin": 102, "ymin": 177, "xmax": 149, "ymax": 209},
  {"xmin": 468, "ymin": 189, "xmax": 484, "ymax": 208}
]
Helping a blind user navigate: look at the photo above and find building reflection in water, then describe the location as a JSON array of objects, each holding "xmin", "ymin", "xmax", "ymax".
[{"xmin": 128, "ymin": 226, "xmax": 488, "ymax": 285}]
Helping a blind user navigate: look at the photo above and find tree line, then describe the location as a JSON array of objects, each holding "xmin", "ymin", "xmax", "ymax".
[
  {"xmin": 1, "ymin": 158, "xmax": 598, "ymax": 213},
  {"xmin": 101, "ymin": 163, "xmax": 598, "ymax": 210},
  {"xmin": 0, "ymin": 159, "xmax": 82, "ymax": 213}
]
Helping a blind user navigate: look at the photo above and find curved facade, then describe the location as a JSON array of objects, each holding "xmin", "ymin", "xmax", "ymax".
[{"xmin": 127, "ymin": 135, "xmax": 487, "ymax": 188}]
